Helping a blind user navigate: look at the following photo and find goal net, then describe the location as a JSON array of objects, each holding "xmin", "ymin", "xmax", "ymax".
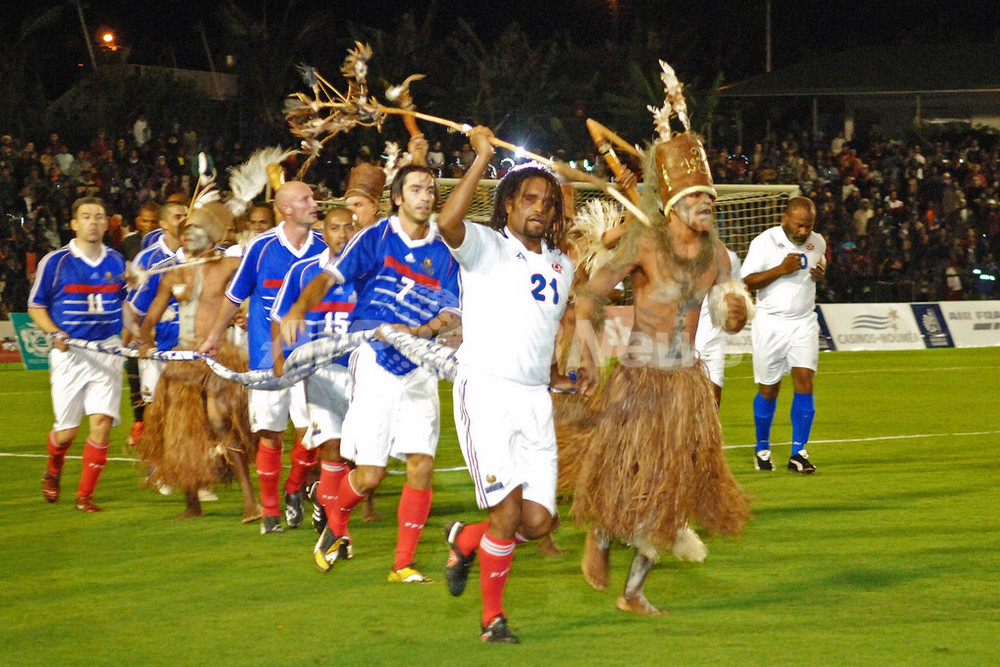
[{"xmin": 430, "ymin": 180, "xmax": 800, "ymax": 259}]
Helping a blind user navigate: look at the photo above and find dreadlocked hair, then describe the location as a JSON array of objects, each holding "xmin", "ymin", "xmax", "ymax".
[{"xmin": 488, "ymin": 164, "xmax": 566, "ymax": 250}]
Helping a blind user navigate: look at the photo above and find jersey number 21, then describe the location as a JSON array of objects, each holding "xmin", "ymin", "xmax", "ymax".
[{"xmin": 530, "ymin": 274, "xmax": 559, "ymax": 304}]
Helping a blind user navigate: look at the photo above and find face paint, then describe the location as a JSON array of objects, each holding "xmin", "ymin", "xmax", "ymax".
[{"xmin": 184, "ymin": 224, "xmax": 211, "ymax": 253}]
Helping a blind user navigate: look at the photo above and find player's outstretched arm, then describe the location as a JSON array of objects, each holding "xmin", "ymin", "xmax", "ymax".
[
  {"xmin": 437, "ymin": 126, "xmax": 494, "ymax": 249},
  {"xmin": 280, "ymin": 271, "xmax": 336, "ymax": 346}
]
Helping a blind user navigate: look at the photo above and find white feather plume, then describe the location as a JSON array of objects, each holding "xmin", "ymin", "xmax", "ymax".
[
  {"xmin": 226, "ymin": 146, "xmax": 296, "ymax": 217},
  {"xmin": 382, "ymin": 141, "xmax": 412, "ymax": 185},
  {"xmin": 571, "ymin": 198, "xmax": 625, "ymax": 274},
  {"xmin": 648, "ymin": 60, "xmax": 690, "ymax": 142}
]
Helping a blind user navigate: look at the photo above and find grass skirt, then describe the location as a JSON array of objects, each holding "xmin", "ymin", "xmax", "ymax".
[
  {"xmin": 557, "ymin": 363, "xmax": 750, "ymax": 552},
  {"xmin": 138, "ymin": 341, "xmax": 254, "ymax": 493}
]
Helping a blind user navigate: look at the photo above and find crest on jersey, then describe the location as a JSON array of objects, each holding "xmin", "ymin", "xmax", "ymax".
[
  {"xmin": 806, "ymin": 243, "xmax": 815, "ymax": 251},
  {"xmin": 552, "ymin": 263, "xmax": 563, "ymax": 273},
  {"xmin": 486, "ymin": 474, "xmax": 496, "ymax": 484},
  {"xmin": 422, "ymin": 257, "xmax": 433, "ymax": 271}
]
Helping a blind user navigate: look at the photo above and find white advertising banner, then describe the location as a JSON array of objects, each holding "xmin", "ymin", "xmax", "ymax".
[
  {"xmin": 937, "ymin": 301, "xmax": 1000, "ymax": 347},
  {"xmin": 820, "ymin": 303, "xmax": 924, "ymax": 351}
]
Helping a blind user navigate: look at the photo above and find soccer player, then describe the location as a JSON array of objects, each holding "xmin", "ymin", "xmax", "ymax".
[
  {"xmin": 742, "ymin": 196, "xmax": 826, "ymax": 473},
  {"xmin": 200, "ymin": 181, "xmax": 325, "ymax": 533},
  {"xmin": 28, "ymin": 197, "xmax": 126, "ymax": 512},
  {"xmin": 280, "ymin": 165, "xmax": 461, "ymax": 583},
  {"xmin": 124, "ymin": 201, "xmax": 187, "ymax": 446},
  {"xmin": 271, "ymin": 207, "xmax": 359, "ymax": 556},
  {"xmin": 434, "ymin": 127, "xmax": 574, "ymax": 644},
  {"xmin": 695, "ymin": 247, "xmax": 743, "ymax": 407}
]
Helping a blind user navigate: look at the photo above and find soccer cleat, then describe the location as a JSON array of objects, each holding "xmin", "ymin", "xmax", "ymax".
[
  {"xmin": 338, "ymin": 535, "xmax": 353, "ymax": 561},
  {"xmin": 313, "ymin": 526, "xmax": 344, "ymax": 573},
  {"xmin": 754, "ymin": 449, "xmax": 774, "ymax": 471},
  {"xmin": 788, "ymin": 450, "xmax": 816, "ymax": 474},
  {"xmin": 480, "ymin": 615, "xmax": 520, "ymax": 644},
  {"xmin": 284, "ymin": 490, "xmax": 303, "ymax": 529},
  {"xmin": 388, "ymin": 565, "xmax": 432, "ymax": 583},
  {"xmin": 197, "ymin": 488, "xmax": 218, "ymax": 502},
  {"xmin": 42, "ymin": 471, "xmax": 61, "ymax": 503},
  {"xmin": 261, "ymin": 514, "xmax": 284, "ymax": 534},
  {"xmin": 74, "ymin": 495, "xmax": 103, "ymax": 513},
  {"xmin": 127, "ymin": 421, "xmax": 144, "ymax": 446},
  {"xmin": 307, "ymin": 482, "xmax": 327, "ymax": 534},
  {"xmin": 444, "ymin": 521, "xmax": 475, "ymax": 596}
]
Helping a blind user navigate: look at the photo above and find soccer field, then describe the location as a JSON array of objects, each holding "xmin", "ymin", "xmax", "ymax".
[{"xmin": 1, "ymin": 347, "xmax": 998, "ymax": 665}]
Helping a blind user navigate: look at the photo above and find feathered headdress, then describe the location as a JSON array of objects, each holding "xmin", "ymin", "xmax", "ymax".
[{"xmin": 226, "ymin": 146, "xmax": 296, "ymax": 217}]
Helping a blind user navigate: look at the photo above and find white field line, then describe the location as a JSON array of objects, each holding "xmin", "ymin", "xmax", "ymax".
[
  {"xmin": 3, "ymin": 431, "xmax": 999, "ymax": 469},
  {"xmin": 724, "ymin": 365, "xmax": 987, "ymax": 380}
]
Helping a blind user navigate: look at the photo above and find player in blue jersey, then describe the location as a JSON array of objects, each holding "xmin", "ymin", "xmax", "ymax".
[
  {"xmin": 271, "ymin": 206, "xmax": 359, "ymax": 556},
  {"xmin": 123, "ymin": 200, "xmax": 187, "ymax": 446},
  {"xmin": 200, "ymin": 180, "xmax": 326, "ymax": 534},
  {"xmin": 281, "ymin": 165, "xmax": 461, "ymax": 582},
  {"xmin": 28, "ymin": 197, "xmax": 126, "ymax": 513}
]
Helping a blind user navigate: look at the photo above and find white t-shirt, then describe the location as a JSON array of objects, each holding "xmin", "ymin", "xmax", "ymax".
[
  {"xmin": 695, "ymin": 248, "xmax": 741, "ymax": 352},
  {"xmin": 742, "ymin": 225, "xmax": 826, "ymax": 319},
  {"xmin": 450, "ymin": 222, "xmax": 573, "ymax": 386}
]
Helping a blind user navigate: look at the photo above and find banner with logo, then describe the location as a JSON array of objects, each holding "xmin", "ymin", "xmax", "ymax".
[
  {"xmin": 819, "ymin": 303, "xmax": 924, "ymax": 351},
  {"xmin": 935, "ymin": 300, "xmax": 1000, "ymax": 347},
  {"xmin": 910, "ymin": 303, "xmax": 955, "ymax": 348},
  {"xmin": 10, "ymin": 313, "xmax": 51, "ymax": 370}
]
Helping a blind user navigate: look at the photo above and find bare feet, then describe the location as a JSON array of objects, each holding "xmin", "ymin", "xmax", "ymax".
[
  {"xmin": 537, "ymin": 534, "xmax": 568, "ymax": 557},
  {"xmin": 581, "ymin": 529, "xmax": 610, "ymax": 591},
  {"xmin": 616, "ymin": 592, "xmax": 667, "ymax": 616},
  {"xmin": 361, "ymin": 494, "xmax": 382, "ymax": 522},
  {"xmin": 241, "ymin": 503, "xmax": 264, "ymax": 523}
]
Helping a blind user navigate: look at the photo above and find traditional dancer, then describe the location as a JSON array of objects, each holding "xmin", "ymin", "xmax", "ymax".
[
  {"xmin": 562, "ymin": 62, "xmax": 753, "ymax": 615},
  {"xmin": 136, "ymin": 205, "xmax": 259, "ymax": 520}
]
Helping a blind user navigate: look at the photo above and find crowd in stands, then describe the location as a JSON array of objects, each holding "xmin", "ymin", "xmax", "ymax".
[{"xmin": 2, "ymin": 124, "xmax": 999, "ymax": 318}]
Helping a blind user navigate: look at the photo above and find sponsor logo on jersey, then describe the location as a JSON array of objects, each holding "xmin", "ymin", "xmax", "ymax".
[
  {"xmin": 405, "ymin": 252, "xmax": 415, "ymax": 263},
  {"xmin": 515, "ymin": 252, "xmax": 526, "ymax": 261}
]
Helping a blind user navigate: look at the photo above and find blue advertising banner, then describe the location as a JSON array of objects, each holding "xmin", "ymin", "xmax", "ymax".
[{"xmin": 910, "ymin": 303, "xmax": 955, "ymax": 348}]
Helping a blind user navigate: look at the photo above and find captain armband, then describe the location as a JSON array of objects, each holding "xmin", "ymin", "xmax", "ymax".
[{"xmin": 708, "ymin": 279, "xmax": 756, "ymax": 331}]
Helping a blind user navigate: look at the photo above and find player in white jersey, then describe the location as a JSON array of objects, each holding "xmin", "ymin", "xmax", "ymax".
[
  {"xmin": 434, "ymin": 127, "xmax": 574, "ymax": 644},
  {"xmin": 29, "ymin": 197, "xmax": 126, "ymax": 513},
  {"xmin": 741, "ymin": 196, "xmax": 826, "ymax": 473},
  {"xmin": 695, "ymin": 248, "xmax": 742, "ymax": 406}
]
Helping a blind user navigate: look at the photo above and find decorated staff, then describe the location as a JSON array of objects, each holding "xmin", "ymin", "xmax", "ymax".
[{"xmin": 284, "ymin": 44, "xmax": 649, "ymax": 225}]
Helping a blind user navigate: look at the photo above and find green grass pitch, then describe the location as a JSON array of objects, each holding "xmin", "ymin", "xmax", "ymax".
[{"xmin": 1, "ymin": 347, "xmax": 998, "ymax": 665}]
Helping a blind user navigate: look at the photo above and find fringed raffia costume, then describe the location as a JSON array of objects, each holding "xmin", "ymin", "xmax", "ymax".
[
  {"xmin": 557, "ymin": 362, "xmax": 750, "ymax": 553},
  {"xmin": 138, "ymin": 340, "xmax": 254, "ymax": 494}
]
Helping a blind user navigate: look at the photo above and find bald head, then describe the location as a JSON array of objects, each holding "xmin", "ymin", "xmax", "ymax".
[{"xmin": 274, "ymin": 181, "xmax": 318, "ymax": 228}]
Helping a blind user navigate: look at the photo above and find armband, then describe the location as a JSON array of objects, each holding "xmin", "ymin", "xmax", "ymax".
[{"xmin": 707, "ymin": 279, "xmax": 755, "ymax": 331}]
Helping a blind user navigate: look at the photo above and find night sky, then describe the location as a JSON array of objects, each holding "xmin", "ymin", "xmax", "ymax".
[{"xmin": 10, "ymin": 0, "xmax": 1000, "ymax": 96}]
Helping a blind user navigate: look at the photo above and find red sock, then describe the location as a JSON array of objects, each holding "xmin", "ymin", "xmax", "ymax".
[
  {"xmin": 47, "ymin": 431, "xmax": 70, "ymax": 476},
  {"xmin": 77, "ymin": 438, "xmax": 108, "ymax": 498},
  {"xmin": 329, "ymin": 470, "xmax": 365, "ymax": 536},
  {"xmin": 478, "ymin": 533, "xmax": 515, "ymax": 625},
  {"xmin": 283, "ymin": 441, "xmax": 318, "ymax": 495},
  {"xmin": 456, "ymin": 519, "xmax": 489, "ymax": 556},
  {"xmin": 319, "ymin": 461, "xmax": 348, "ymax": 520},
  {"xmin": 256, "ymin": 443, "xmax": 283, "ymax": 516},
  {"xmin": 394, "ymin": 485, "xmax": 432, "ymax": 570}
]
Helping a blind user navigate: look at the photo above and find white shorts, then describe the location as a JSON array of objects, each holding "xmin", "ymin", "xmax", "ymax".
[
  {"xmin": 751, "ymin": 312, "xmax": 819, "ymax": 385},
  {"xmin": 453, "ymin": 372, "xmax": 557, "ymax": 516},
  {"xmin": 249, "ymin": 382, "xmax": 309, "ymax": 433},
  {"xmin": 340, "ymin": 342, "xmax": 439, "ymax": 467},
  {"xmin": 138, "ymin": 358, "xmax": 163, "ymax": 404},
  {"xmin": 302, "ymin": 364, "xmax": 351, "ymax": 450},
  {"xmin": 49, "ymin": 337, "xmax": 124, "ymax": 430},
  {"xmin": 697, "ymin": 336, "xmax": 727, "ymax": 388}
]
